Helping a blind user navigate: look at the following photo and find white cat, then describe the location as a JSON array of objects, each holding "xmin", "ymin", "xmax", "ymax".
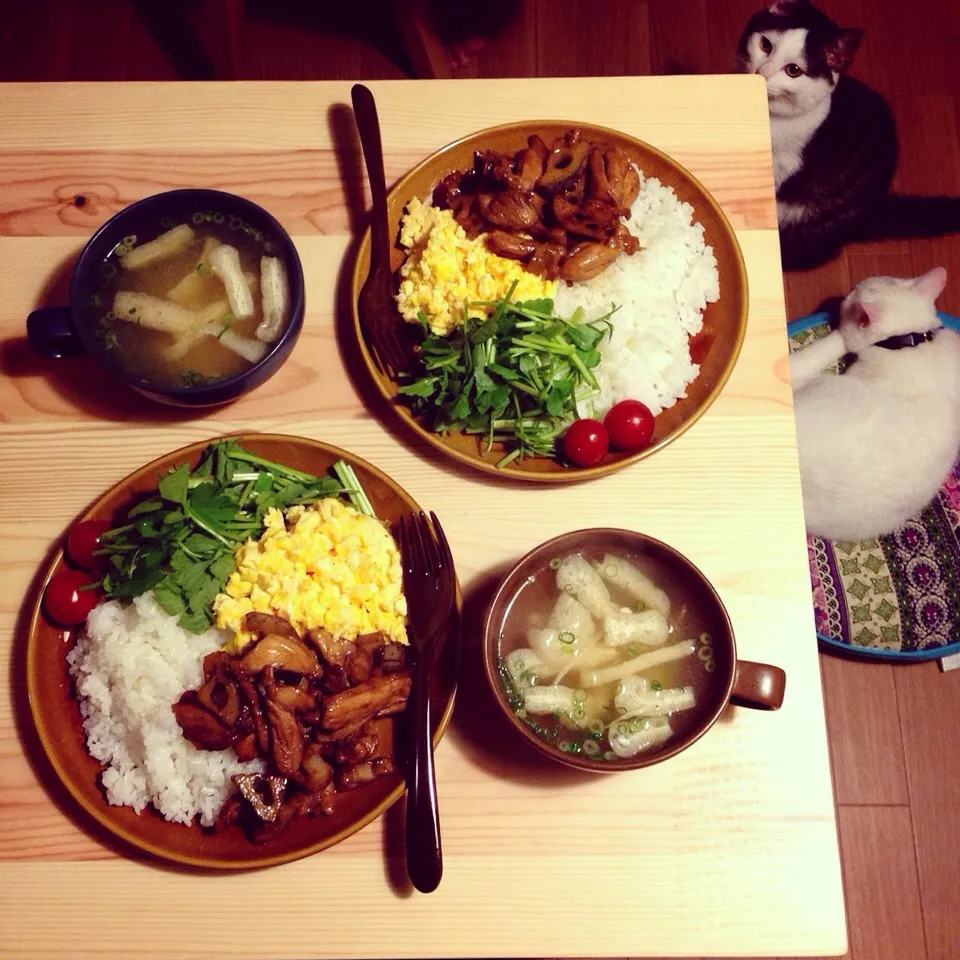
[{"xmin": 790, "ymin": 267, "xmax": 960, "ymax": 541}]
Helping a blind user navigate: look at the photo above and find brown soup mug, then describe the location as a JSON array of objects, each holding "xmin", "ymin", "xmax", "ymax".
[{"xmin": 482, "ymin": 528, "xmax": 786, "ymax": 773}]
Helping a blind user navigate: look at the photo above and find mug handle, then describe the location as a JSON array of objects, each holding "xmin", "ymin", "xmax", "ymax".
[
  {"xmin": 27, "ymin": 306, "xmax": 84, "ymax": 359},
  {"xmin": 731, "ymin": 660, "xmax": 786, "ymax": 710}
]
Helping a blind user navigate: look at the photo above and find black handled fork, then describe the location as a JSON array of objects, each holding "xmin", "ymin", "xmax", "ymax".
[
  {"xmin": 351, "ymin": 83, "xmax": 406, "ymax": 377},
  {"xmin": 396, "ymin": 511, "xmax": 456, "ymax": 893}
]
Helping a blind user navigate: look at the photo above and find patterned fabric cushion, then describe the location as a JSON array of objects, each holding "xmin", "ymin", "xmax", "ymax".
[{"xmin": 790, "ymin": 317, "xmax": 960, "ymax": 657}]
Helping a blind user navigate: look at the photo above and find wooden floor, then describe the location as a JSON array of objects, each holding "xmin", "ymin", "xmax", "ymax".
[{"xmin": 3, "ymin": 2, "xmax": 960, "ymax": 958}]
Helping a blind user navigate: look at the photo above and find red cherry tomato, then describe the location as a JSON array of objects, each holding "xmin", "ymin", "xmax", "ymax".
[
  {"xmin": 43, "ymin": 569, "xmax": 100, "ymax": 626},
  {"xmin": 66, "ymin": 519, "xmax": 111, "ymax": 571},
  {"xmin": 604, "ymin": 399, "xmax": 655, "ymax": 452},
  {"xmin": 563, "ymin": 418, "xmax": 609, "ymax": 467}
]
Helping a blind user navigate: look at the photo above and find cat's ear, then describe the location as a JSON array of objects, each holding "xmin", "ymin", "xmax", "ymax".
[
  {"xmin": 852, "ymin": 303, "xmax": 875, "ymax": 329},
  {"xmin": 913, "ymin": 267, "xmax": 948, "ymax": 302},
  {"xmin": 824, "ymin": 29, "xmax": 863, "ymax": 72},
  {"xmin": 768, "ymin": 0, "xmax": 804, "ymax": 14}
]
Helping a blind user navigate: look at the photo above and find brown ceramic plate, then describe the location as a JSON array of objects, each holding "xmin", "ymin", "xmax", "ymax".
[
  {"xmin": 350, "ymin": 120, "xmax": 748, "ymax": 482},
  {"xmin": 25, "ymin": 434, "xmax": 459, "ymax": 870}
]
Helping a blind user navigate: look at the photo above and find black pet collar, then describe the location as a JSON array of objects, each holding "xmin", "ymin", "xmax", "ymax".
[
  {"xmin": 838, "ymin": 328, "xmax": 938, "ymax": 373},
  {"xmin": 875, "ymin": 329, "xmax": 938, "ymax": 350}
]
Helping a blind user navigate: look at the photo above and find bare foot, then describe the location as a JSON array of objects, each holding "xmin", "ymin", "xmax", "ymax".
[{"xmin": 446, "ymin": 35, "xmax": 486, "ymax": 69}]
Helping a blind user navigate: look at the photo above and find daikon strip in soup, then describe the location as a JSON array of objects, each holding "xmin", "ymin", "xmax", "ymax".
[
  {"xmin": 496, "ymin": 549, "xmax": 723, "ymax": 761},
  {"xmin": 86, "ymin": 219, "xmax": 290, "ymax": 388}
]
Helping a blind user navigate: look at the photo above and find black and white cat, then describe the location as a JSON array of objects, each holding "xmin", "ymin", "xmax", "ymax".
[
  {"xmin": 739, "ymin": 0, "xmax": 960, "ymax": 270},
  {"xmin": 790, "ymin": 267, "xmax": 960, "ymax": 541}
]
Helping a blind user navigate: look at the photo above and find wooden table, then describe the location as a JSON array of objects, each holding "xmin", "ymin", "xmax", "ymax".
[{"xmin": 0, "ymin": 79, "xmax": 846, "ymax": 959}]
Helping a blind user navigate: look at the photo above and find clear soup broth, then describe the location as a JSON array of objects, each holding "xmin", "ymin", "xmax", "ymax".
[
  {"xmin": 84, "ymin": 215, "xmax": 289, "ymax": 388},
  {"xmin": 496, "ymin": 547, "xmax": 725, "ymax": 762}
]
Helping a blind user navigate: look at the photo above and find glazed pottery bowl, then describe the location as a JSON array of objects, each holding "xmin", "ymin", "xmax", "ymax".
[
  {"xmin": 482, "ymin": 527, "xmax": 785, "ymax": 772},
  {"xmin": 27, "ymin": 189, "xmax": 304, "ymax": 408}
]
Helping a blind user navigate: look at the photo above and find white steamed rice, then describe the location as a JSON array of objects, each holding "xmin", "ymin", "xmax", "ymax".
[
  {"xmin": 67, "ymin": 592, "xmax": 262, "ymax": 827},
  {"xmin": 554, "ymin": 172, "xmax": 720, "ymax": 416}
]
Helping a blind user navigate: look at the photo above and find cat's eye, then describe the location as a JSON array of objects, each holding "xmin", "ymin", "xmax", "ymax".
[
  {"xmin": 784, "ymin": 63, "xmax": 804, "ymax": 78},
  {"xmin": 759, "ymin": 35, "xmax": 773, "ymax": 53}
]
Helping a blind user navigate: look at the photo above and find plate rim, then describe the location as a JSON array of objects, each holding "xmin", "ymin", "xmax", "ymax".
[
  {"xmin": 791, "ymin": 311, "xmax": 960, "ymax": 663},
  {"xmin": 25, "ymin": 431, "xmax": 459, "ymax": 869},
  {"xmin": 350, "ymin": 118, "xmax": 749, "ymax": 483}
]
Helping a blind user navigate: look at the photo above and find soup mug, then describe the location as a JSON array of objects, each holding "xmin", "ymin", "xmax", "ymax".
[
  {"xmin": 482, "ymin": 528, "xmax": 786, "ymax": 773},
  {"xmin": 26, "ymin": 188, "xmax": 305, "ymax": 407}
]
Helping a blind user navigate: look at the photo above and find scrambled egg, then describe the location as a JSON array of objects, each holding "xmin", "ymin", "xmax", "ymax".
[
  {"xmin": 214, "ymin": 498, "xmax": 407, "ymax": 652},
  {"xmin": 395, "ymin": 196, "xmax": 556, "ymax": 336}
]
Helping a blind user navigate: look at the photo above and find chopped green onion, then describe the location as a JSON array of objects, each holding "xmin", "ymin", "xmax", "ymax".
[
  {"xmin": 331, "ymin": 461, "xmax": 375, "ymax": 517},
  {"xmin": 558, "ymin": 631, "xmax": 575, "ymax": 645},
  {"xmin": 582, "ymin": 739, "xmax": 600, "ymax": 756},
  {"xmin": 573, "ymin": 688, "xmax": 587, "ymax": 703},
  {"xmin": 626, "ymin": 644, "xmax": 639, "ymax": 657},
  {"xmin": 548, "ymin": 557, "xmax": 562, "ymax": 570}
]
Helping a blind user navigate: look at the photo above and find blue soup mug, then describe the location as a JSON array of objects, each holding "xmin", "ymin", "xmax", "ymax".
[{"xmin": 27, "ymin": 188, "xmax": 305, "ymax": 408}]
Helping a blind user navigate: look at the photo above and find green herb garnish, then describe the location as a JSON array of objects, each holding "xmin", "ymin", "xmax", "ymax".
[
  {"xmin": 96, "ymin": 439, "xmax": 374, "ymax": 633},
  {"xmin": 215, "ymin": 312, "xmax": 236, "ymax": 338},
  {"xmin": 397, "ymin": 288, "xmax": 617, "ymax": 466},
  {"xmin": 178, "ymin": 369, "xmax": 219, "ymax": 387}
]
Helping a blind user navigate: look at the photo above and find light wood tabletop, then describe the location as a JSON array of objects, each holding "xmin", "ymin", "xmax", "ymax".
[{"xmin": 0, "ymin": 78, "xmax": 845, "ymax": 959}]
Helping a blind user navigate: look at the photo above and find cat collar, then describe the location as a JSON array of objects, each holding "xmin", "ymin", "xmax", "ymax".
[{"xmin": 875, "ymin": 329, "xmax": 938, "ymax": 350}]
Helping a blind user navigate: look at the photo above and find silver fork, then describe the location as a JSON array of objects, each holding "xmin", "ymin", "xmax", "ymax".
[{"xmin": 396, "ymin": 510, "xmax": 456, "ymax": 893}]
